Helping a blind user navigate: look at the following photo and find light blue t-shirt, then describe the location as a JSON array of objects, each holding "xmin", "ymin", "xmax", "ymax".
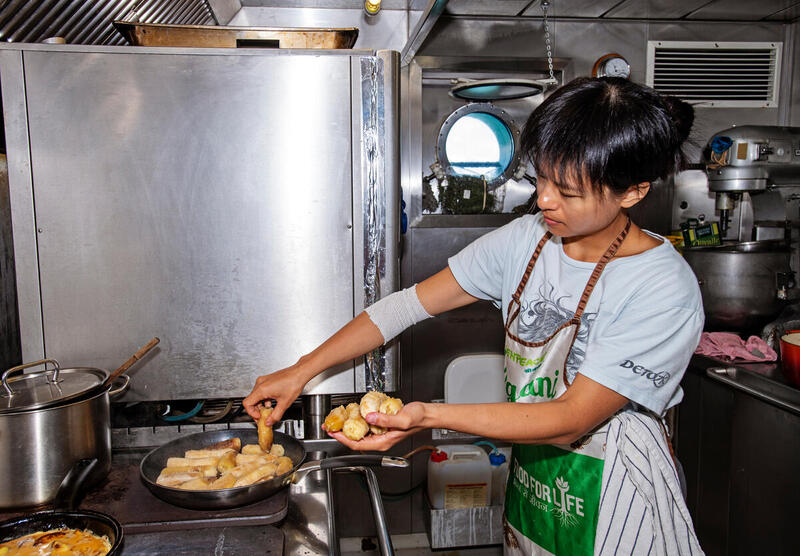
[{"xmin": 448, "ymin": 213, "xmax": 704, "ymax": 415}]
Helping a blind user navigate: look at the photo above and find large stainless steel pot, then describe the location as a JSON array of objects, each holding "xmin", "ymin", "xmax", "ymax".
[
  {"xmin": 0, "ymin": 359, "xmax": 128, "ymax": 509},
  {"xmin": 682, "ymin": 240, "xmax": 796, "ymax": 332}
]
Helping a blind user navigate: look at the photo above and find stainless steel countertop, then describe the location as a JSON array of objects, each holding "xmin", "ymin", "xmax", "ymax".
[{"xmin": 689, "ymin": 354, "xmax": 800, "ymax": 416}]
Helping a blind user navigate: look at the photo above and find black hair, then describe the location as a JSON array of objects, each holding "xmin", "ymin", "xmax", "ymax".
[{"xmin": 520, "ymin": 77, "xmax": 694, "ymax": 196}]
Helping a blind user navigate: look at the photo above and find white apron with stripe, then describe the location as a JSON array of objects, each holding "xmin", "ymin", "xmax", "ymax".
[{"xmin": 502, "ymin": 221, "xmax": 628, "ymax": 556}]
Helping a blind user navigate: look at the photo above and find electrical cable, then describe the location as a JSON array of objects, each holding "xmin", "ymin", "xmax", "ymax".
[
  {"xmin": 188, "ymin": 399, "xmax": 234, "ymax": 424},
  {"xmin": 160, "ymin": 400, "xmax": 205, "ymax": 422}
]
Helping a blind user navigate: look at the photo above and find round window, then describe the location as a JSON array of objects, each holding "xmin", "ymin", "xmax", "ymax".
[{"xmin": 436, "ymin": 103, "xmax": 521, "ymax": 190}]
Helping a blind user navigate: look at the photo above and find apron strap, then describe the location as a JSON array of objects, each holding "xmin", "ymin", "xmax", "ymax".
[
  {"xmin": 505, "ymin": 231, "xmax": 551, "ymax": 322},
  {"xmin": 572, "ymin": 217, "xmax": 631, "ymax": 320}
]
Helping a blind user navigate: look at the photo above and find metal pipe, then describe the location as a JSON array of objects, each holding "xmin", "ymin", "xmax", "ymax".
[
  {"xmin": 326, "ymin": 468, "xmax": 340, "ymax": 556},
  {"xmin": 361, "ymin": 468, "xmax": 394, "ymax": 556},
  {"xmin": 332, "ymin": 466, "xmax": 394, "ymax": 555},
  {"xmin": 302, "ymin": 394, "xmax": 331, "ymax": 441}
]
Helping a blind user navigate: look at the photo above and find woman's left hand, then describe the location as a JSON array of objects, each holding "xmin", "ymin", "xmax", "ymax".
[{"xmin": 325, "ymin": 401, "xmax": 427, "ymax": 452}]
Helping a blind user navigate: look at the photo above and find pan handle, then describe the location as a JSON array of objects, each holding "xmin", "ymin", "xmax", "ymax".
[
  {"xmin": 320, "ymin": 455, "xmax": 408, "ymax": 470},
  {"xmin": 293, "ymin": 455, "xmax": 408, "ymax": 484},
  {"xmin": 53, "ymin": 458, "xmax": 100, "ymax": 512}
]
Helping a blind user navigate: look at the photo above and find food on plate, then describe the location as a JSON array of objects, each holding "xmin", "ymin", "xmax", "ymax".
[
  {"xmin": 258, "ymin": 405, "xmax": 274, "ymax": 452},
  {"xmin": 324, "ymin": 392, "xmax": 404, "ymax": 441},
  {"xmin": 155, "ymin": 434, "xmax": 293, "ymax": 491},
  {"xmin": 0, "ymin": 527, "xmax": 112, "ymax": 555}
]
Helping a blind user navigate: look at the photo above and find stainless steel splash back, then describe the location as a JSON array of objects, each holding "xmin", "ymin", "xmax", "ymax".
[
  {"xmin": 0, "ymin": 0, "xmax": 216, "ymax": 45},
  {"xmin": 0, "ymin": 44, "xmax": 399, "ymax": 400}
]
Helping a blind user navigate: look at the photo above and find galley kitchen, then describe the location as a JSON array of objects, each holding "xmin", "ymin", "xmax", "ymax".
[{"xmin": 0, "ymin": 1, "xmax": 798, "ymax": 555}]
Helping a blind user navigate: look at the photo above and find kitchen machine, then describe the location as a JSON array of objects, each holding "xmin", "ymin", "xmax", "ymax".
[{"xmin": 683, "ymin": 125, "xmax": 800, "ymax": 333}]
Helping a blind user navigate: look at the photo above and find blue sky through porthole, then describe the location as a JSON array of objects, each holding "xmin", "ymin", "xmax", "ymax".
[{"xmin": 445, "ymin": 112, "xmax": 514, "ymax": 180}]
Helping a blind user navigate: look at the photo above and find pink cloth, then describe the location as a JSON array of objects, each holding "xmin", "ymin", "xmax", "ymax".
[{"xmin": 695, "ymin": 331, "xmax": 777, "ymax": 362}]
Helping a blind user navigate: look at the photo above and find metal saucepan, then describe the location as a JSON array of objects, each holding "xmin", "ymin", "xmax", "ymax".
[
  {"xmin": 0, "ymin": 459, "xmax": 123, "ymax": 555},
  {"xmin": 0, "ymin": 338, "xmax": 160, "ymax": 509},
  {"xmin": 140, "ymin": 428, "xmax": 408, "ymax": 510}
]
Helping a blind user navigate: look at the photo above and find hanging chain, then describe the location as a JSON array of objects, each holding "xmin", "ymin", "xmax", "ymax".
[{"xmin": 541, "ymin": 1, "xmax": 558, "ymax": 84}]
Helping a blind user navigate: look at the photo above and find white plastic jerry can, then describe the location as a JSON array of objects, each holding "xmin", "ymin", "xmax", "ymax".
[{"xmin": 427, "ymin": 444, "xmax": 492, "ymax": 509}]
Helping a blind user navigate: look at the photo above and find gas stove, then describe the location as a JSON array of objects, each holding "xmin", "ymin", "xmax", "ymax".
[{"xmin": 0, "ymin": 425, "xmax": 342, "ymax": 555}]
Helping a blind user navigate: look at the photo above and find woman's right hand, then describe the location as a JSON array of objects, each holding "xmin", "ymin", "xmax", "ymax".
[{"xmin": 242, "ymin": 364, "xmax": 309, "ymax": 424}]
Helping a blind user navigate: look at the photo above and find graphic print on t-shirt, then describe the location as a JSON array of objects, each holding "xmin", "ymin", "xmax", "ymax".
[{"xmin": 517, "ymin": 283, "xmax": 597, "ymax": 381}]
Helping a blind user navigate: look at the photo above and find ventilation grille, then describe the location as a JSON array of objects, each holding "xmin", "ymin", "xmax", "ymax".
[
  {"xmin": 646, "ymin": 41, "xmax": 782, "ymax": 108},
  {"xmin": 0, "ymin": 0, "xmax": 217, "ymax": 46}
]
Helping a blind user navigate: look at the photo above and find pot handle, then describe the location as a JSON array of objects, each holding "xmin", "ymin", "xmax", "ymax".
[
  {"xmin": 2, "ymin": 358, "xmax": 61, "ymax": 397},
  {"xmin": 108, "ymin": 374, "xmax": 131, "ymax": 398},
  {"xmin": 53, "ymin": 458, "xmax": 99, "ymax": 512}
]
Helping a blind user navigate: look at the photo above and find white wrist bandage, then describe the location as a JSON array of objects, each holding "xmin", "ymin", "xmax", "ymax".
[{"xmin": 365, "ymin": 284, "xmax": 433, "ymax": 344}]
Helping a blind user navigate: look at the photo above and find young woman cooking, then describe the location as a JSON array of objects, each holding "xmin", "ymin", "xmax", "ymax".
[{"xmin": 244, "ymin": 77, "xmax": 705, "ymax": 555}]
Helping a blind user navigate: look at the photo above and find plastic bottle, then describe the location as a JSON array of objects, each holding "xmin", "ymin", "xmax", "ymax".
[
  {"xmin": 490, "ymin": 449, "xmax": 510, "ymax": 506},
  {"xmin": 427, "ymin": 444, "xmax": 492, "ymax": 509}
]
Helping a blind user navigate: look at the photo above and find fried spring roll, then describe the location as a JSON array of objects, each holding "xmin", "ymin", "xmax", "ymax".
[
  {"xmin": 258, "ymin": 405, "xmax": 273, "ymax": 452},
  {"xmin": 234, "ymin": 463, "xmax": 278, "ymax": 487},
  {"xmin": 156, "ymin": 470, "xmax": 203, "ymax": 486},
  {"xmin": 275, "ymin": 456, "xmax": 293, "ymax": 475},
  {"xmin": 241, "ymin": 444, "xmax": 266, "ymax": 456},
  {"xmin": 210, "ymin": 473, "xmax": 238, "ymax": 490},
  {"xmin": 184, "ymin": 448, "xmax": 236, "ymax": 459},
  {"xmin": 269, "ymin": 444, "xmax": 285, "ymax": 457},
  {"xmin": 166, "ymin": 456, "xmax": 219, "ymax": 468},
  {"xmin": 217, "ymin": 451, "xmax": 237, "ymax": 473},
  {"xmin": 177, "ymin": 477, "xmax": 213, "ymax": 490},
  {"xmin": 235, "ymin": 453, "xmax": 274, "ymax": 466},
  {"xmin": 160, "ymin": 465, "xmax": 217, "ymax": 478},
  {"xmin": 207, "ymin": 437, "xmax": 242, "ymax": 452}
]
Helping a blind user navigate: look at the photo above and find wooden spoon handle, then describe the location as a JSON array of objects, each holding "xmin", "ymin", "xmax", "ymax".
[{"xmin": 107, "ymin": 337, "xmax": 160, "ymax": 385}]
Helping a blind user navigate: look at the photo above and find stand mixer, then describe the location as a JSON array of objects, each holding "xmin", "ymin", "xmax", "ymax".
[
  {"xmin": 705, "ymin": 125, "xmax": 800, "ymax": 236},
  {"xmin": 682, "ymin": 125, "xmax": 800, "ymax": 333}
]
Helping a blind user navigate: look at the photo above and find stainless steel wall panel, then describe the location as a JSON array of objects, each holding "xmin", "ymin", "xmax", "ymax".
[
  {"xmin": 521, "ymin": 0, "xmax": 623, "ymax": 18},
  {"xmin": 443, "ymin": 1, "xmax": 531, "ymax": 16},
  {"xmin": 603, "ymin": 0, "xmax": 717, "ymax": 20},
  {"xmin": 6, "ymin": 47, "xmax": 380, "ymax": 400},
  {"xmin": 688, "ymin": 0, "xmax": 799, "ymax": 20},
  {"xmin": 793, "ymin": 23, "xmax": 800, "ymax": 124},
  {"xmin": 229, "ymin": 7, "xmax": 412, "ymax": 51},
  {"xmin": 765, "ymin": 4, "xmax": 800, "ymax": 21},
  {"xmin": 0, "ymin": 50, "xmax": 44, "ymax": 363}
]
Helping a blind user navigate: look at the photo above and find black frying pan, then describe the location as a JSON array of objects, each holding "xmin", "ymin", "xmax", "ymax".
[
  {"xmin": 140, "ymin": 428, "xmax": 408, "ymax": 510},
  {"xmin": 0, "ymin": 459, "xmax": 123, "ymax": 554}
]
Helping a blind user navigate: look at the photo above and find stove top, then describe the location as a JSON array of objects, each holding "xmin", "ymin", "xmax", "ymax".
[
  {"xmin": 81, "ymin": 453, "xmax": 289, "ymax": 534},
  {"xmin": 0, "ymin": 449, "xmax": 289, "ymax": 555}
]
